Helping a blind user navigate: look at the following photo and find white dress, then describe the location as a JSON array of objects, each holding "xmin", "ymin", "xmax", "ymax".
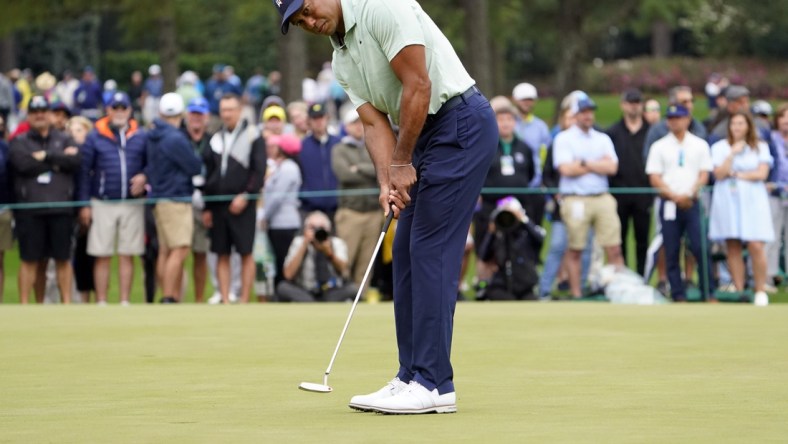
[{"xmin": 708, "ymin": 140, "xmax": 775, "ymax": 242}]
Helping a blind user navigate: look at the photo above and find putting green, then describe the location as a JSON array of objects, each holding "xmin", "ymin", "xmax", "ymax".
[{"xmin": 1, "ymin": 303, "xmax": 786, "ymax": 443}]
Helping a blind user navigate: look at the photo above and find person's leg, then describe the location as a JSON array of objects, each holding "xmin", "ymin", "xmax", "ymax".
[
  {"xmin": 216, "ymin": 254, "xmax": 231, "ymax": 303},
  {"xmin": 539, "ymin": 221, "xmax": 567, "ymax": 297},
  {"xmin": 19, "ymin": 261, "xmax": 38, "ymax": 304},
  {"xmin": 54, "ymin": 260, "xmax": 73, "ymax": 304},
  {"xmin": 725, "ymin": 240, "xmax": 746, "ymax": 292},
  {"xmin": 118, "ymin": 256, "xmax": 134, "ymax": 304},
  {"xmin": 163, "ymin": 246, "xmax": 190, "ymax": 298},
  {"xmin": 616, "ymin": 197, "xmax": 631, "ymax": 267},
  {"xmin": 766, "ymin": 196, "xmax": 782, "ymax": 279},
  {"xmin": 685, "ymin": 203, "xmax": 714, "ymax": 300},
  {"xmin": 633, "ymin": 200, "xmax": 652, "ymax": 276},
  {"xmin": 749, "ymin": 241, "xmax": 768, "ymax": 292},
  {"xmin": 662, "ymin": 203, "xmax": 685, "ymax": 301},
  {"xmin": 239, "ymin": 254, "xmax": 255, "ymax": 304},
  {"xmin": 34, "ymin": 260, "xmax": 47, "ymax": 303},
  {"xmin": 323, "ymin": 283, "xmax": 358, "ymax": 302},
  {"xmin": 565, "ymin": 249, "xmax": 584, "ymax": 298},
  {"xmin": 93, "ymin": 257, "xmax": 112, "ymax": 303},
  {"xmin": 275, "ymin": 280, "xmax": 316, "ymax": 302},
  {"xmin": 594, "ymin": 194, "xmax": 624, "ymax": 267},
  {"xmin": 193, "ymin": 252, "xmax": 207, "ymax": 303}
]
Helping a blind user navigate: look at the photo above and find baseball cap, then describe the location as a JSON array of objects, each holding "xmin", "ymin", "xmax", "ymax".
[
  {"xmin": 159, "ymin": 92, "xmax": 184, "ymax": 117},
  {"xmin": 512, "ymin": 83, "xmax": 538, "ymax": 101},
  {"xmin": 273, "ymin": 0, "xmax": 305, "ymax": 35},
  {"xmin": 262, "ymin": 95, "xmax": 286, "ymax": 110},
  {"xmin": 263, "ymin": 105, "xmax": 287, "ymax": 122},
  {"xmin": 751, "ymin": 100, "xmax": 773, "ymax": 117},
  {"xmin": 665, "ymin": 104, "xmax": 689, "ymax": 118},
  {"xmin": 50, "ymin": 98, "xmax": 72, "ymax": 116},
  {"xmin": 270, "ymin": 133, "xmax": 302, "ymax": 156},
  {"xmin": 342, "ymin": 108, "xmax": 360, "ymax": 125},
  {"xmin": 576, "ymin": 97, "xmax": 597, "ymax": 112},
  {"xmin": 108, "ymin": 92, "xmax": 131, "ymax": 108},
  {"xmin": 28, "ymin": 95, "xmax": 50, "ymax": 111},
  {"xmin": 621, "ymin": 88, "xmax": 643, "ymax": 103},
  {"xmin": 187, "ymin": 97, "xmax": 210, "ymax": 115},
  {"xmin": 149, "ymin": 64, "xmax": 162, "ymax": 76},
  {"xmin": 308, "ymin": 102, "xmax": 327, "ymax": 118},
  {"xmin": 725, "ymin": 85, "xmax": 750, "ymax": 101}
]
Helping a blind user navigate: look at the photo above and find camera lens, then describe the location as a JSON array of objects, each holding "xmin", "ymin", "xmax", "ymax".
[
  {"xmin": 494, "ymin": 211, "xmax": 518, "ymax": 231},
  {"xmin": 315, "ymin": 228, "xmax": 329, "ymax": 242}
]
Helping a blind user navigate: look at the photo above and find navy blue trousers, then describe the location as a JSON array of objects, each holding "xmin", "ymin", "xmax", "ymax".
[
  {"xmin": 660, "ymin": 200, "xmax": 714, "ymax": 301},
  {"xmin": 393, "ymin": 91, "xmax": 497, "ymax": 395}
]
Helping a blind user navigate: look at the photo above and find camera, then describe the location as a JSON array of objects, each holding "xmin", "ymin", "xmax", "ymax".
[
  {"xmin": 314, "ymin": 227, "xmax": 329, "ymax": 242},
  {"xmin": 492, "ymin": 208, "xmax": 520, "ymax": 232}
]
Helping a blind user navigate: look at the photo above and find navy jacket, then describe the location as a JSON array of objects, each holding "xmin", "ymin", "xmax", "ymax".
[
  {"xmin": 146, "ymin": 119, "xmax": 202, "ymax": 200},
  {"xmin": 0, "ymin": 140, "xmax": 12, "ymax": 205},
  {"xmin": 299, "ymin": 133, "xmax": 341, "ymax": 213},
  {"xmin": 77, "ymin": 117, "xmax": 147, "ymax": 202}
]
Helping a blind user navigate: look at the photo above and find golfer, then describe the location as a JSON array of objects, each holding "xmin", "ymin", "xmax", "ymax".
[{"xmin": 275, "ymin": 0, "xmax": 497, "ymax": 414}]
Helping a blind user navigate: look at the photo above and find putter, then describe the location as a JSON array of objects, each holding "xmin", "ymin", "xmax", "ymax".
[{"xmin": 299, "ymin": 208, "xmax": 396, "ymax": 393}]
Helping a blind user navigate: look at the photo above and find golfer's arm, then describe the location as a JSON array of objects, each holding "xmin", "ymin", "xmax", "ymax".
[
  {"xmin": 390, "ymin": 44, "xmax": 430, "ymax": 164},
  {"xmin": 357, "ymin": 103, "xmax": 397, "ymax": 185}
]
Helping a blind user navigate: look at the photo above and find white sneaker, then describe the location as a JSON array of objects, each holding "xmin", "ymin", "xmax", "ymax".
[
  {"xmin": 754, "ymin": 291, "xmax": 769, "ymax": 307},
  {"xmin": 348, "ymin": 378, "xmax": 408, "ymax": 412},
  {"xmin": 762, "ymin": 284, "xmax": 778, "ymax": 294},
  {"xmin": 369, "ymin": 381, "xmax": 456, "ymax": 414},
  {"xmin": 208, "ymin": 292, "xmax": 222, "ymax": 305},
  {"xmin": 228, "ymin": 292, "xmax": 239, "ymax": 304}
]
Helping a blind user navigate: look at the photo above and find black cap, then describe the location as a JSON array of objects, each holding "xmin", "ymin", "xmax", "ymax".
[
  {"xmin": 28, "ymin": 95, "xmax": 50, "ymax": 111},
  {"xmin": 308, "ymin": 102, "xmax": 327, "ymax": 118},
  {"xmin": 272, "ymin": 0, "xmax": 305, "ymax": 35},
  {"xmin": 622, "ymin": 88, "xmax": 643, "ymax": 103}
]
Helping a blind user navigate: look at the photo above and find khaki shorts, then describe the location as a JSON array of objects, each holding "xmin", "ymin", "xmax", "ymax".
[
  {"xmin": 0, "ymin": 210, "xmax": 13, "ymax": 251},
  {"xmin": 154, "ymin": 201, "xmax": 193, "ymax": 250},
  {"xmin": 192, "ymin": 207, "xmax": 210, "ymax": 254},
  {"xmin": 87, "ymin": 200, "xmax": 145, "ymax": 256},
  {"xmin": 560, "ymin": 193, "xmax": 621, "ymax": 250}
]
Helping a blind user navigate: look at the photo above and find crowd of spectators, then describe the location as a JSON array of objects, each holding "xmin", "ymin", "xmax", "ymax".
[{"xmin": 0, "ymin": 65, "xmax": 784, "ymax": 305}]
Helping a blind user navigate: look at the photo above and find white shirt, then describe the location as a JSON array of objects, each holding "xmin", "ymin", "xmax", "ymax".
[
  {"xmin": 553, "ymin": 125, "xmax": 618, "ymax": 195},
  {"xmin": 645, "ymin": 131, "xmax": 712, "ymax": 196}
]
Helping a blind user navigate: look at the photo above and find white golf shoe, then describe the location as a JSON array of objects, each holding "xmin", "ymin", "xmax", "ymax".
[
  {"xmin": 368, "ymin": 381, "xmax": 456, "ymax": 414},
  {"xmin": 348, "ymin": 378, "xmax": 408, "ymax": 411},
  {"xmin": 753, "ymin": 291, "xmax": 769, "ymax": 307}
]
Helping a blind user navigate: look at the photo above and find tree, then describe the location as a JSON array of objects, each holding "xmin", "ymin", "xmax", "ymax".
[{"xmin": 460, "ymin": 0, "xmax": 493, "ymax": 95}]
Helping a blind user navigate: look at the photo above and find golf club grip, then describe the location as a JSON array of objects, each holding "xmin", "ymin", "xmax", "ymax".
[{"xmin": 382, "ymin": 207, "xmax": 395, "ymax": 234}]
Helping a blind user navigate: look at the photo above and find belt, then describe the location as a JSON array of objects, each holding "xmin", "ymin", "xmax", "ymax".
[{"xmin": 426, "ymin": 86, "xmax": 479, "ymax": 123}]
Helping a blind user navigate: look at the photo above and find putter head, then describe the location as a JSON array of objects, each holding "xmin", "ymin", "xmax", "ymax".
[{"xmin": 298, "ymin": 382, "xmax": 333, "ymax": 393}]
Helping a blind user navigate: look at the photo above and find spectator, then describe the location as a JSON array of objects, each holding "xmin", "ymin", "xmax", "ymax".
[
  {"xmin": 511, "ymin": 82, "xmax": 550, "ymax": 224},
  {"xmin": 0, "ymin": 127, "xmax": 11, "ymax": 302},
  {"xmin": 331, "ymin": 108, "xmax": 382, "ymax": 290},
  {"xmin": 710, "ymin": 86, "xmax": 753, "ymax": 142},
  {"xmin": 101, "ymin": 79, "xmax": 118, "ymax": 107},
  {"xmin": 8, "ymin": 95, "xmax": 81, "ymax": 304},
  {"xmin": 643, "ymin": 98, "xmax": 661, "ymax": 126},
  {"xmin": 643, "ymin": 86, "xmax": 707, "ymax": 162},
  {"xmin": 262, "ymin": 105, "xmax": 287, "ymax": 139},
  {"xmin": 224, "ymin": 65, "xmax": 242, "ymax": 89},
  {"xmin": 176, "ymin": 71, "xmax": 202, "ymax": 108},
  {"xmin": 54, "ymin": 70, "xmax": 79, "ymax": 110},
  {"xmin": 475, "ymin": 101, "xmax": 536, "ymax": 289},
  {"xmin": 645, "ymin": 104, "xmax": 715, "ymax": 302},
  {"xmin": 267, "ymin": 71, "xmax": 282, "ymax": 98},
  {"xmin": 77, "ymin": 92, "xmax": 147, "ymax": 305},
  {"xmin": 184, "ymin": 97, "xmax": 212, "ymax": 303},
  {"xmin": 49, "ymin": 98, "xmax": 71, "ymax": 132},
  {"xmin": 0, "ymin": 71, "xmax": 14, "ymax": 126},
  {"xmin": 553, "ymin": 97, "xmax": 624, "ymax": 298},
  {"xmin": 539, "ymin": 99, "xmax": 593, "ymax": 299},
  {"xmin": 277, "ymin": 210, "xmax": 357, "ymax": 302},
  {"xmin": 262, "ymin": 133, "xmax": 302, "ymax": 288},
  {"xmin": 205, "ymin": 64, "xmax": 242, "ymax": 117},
  {"xmin": 202, "ymin": 93, "xmax": 266, "ymax": 304},
  {"xmin": 767, "ymin": 104, "xmax": 788, "ymax": 288},
  {"xmin": 299, "ymin": 102, "xmax": 341, "ymax": 221},
  {"xmin": 73, "ymin": 66, "xmax": 103, "ymax": 121},
  {"xmin": 244, "ymin": 68, "xmax": 268, "ymax": 120},
  {"xmin": 67, "ymin": 116, "xmax": 95, "ymax": 303},
  {"xmin": 35, "ymin": 72, "xmax": 57, "ymax": 101},
  {"xmin": 477, "ymin": 197, "xmax": 545, "ymax": 300},
  {"xmin": 141, "ymin": 64, "xmax": 163, "ymax": 125},
  {"xmin": 606, "ymin": 88, "xmax": 651, "ymax": 275},
  {"xmin": 286, "ymin": 101, "xmax": 309, "ymax": 138},
  {"xmin": 146, "ymin": 93, "xmax": 202, "ymax": 303},
  {"xmin": 128, "ymin": 71, "xmax": 144, "ymax": 121},
  {"xmin": 709, "ymin": 112, "xmax": 773, "ymax": 306},
  {"xmin": 15, "ymin": 69, "xmax": 33, "ymax": 113},
  {"xmin": 751, "ymin": 100, "xmax": 773, "ymax": 130}
]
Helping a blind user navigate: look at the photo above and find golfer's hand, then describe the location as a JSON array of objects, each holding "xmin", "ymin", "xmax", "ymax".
[
  {"xmin": 380, "ymin": 184, "xmax": 406, "ymax": 219},
  {"xmin": 229, "ymin": 194, "xmax": 248, "ymax": 215},
  {"xmin": 387, "ymin": 164, "xmax": 416, "ymax": 214}
]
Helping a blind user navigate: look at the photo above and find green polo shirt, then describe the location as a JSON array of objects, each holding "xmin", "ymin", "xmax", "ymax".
[{"xmin": 330, "ymin": 0, "xmax": 474, "ymax": 125}]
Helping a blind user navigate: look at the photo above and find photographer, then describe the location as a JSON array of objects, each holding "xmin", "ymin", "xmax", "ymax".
[
  {"xmin": 276, "ymin": 211, "xmax": 358, "ymax": 302},
  {"xmin": 477, "ymin": 197, "xmax": 545, "ymax": 300}
]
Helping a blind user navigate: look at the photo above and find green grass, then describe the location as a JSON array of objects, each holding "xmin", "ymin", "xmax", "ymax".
[{"xmin": 1, "ymin": 303, "xmax": 787, "ymax": 443}]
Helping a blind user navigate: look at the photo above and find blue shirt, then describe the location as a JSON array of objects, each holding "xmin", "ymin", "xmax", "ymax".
[
  {"xmin": 514, "ymin": 114, "xmax": 551, "ymax": 187},
  {"xmin": 553, "ymin": 125, "xmax": 617, "ymax": 195}
]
